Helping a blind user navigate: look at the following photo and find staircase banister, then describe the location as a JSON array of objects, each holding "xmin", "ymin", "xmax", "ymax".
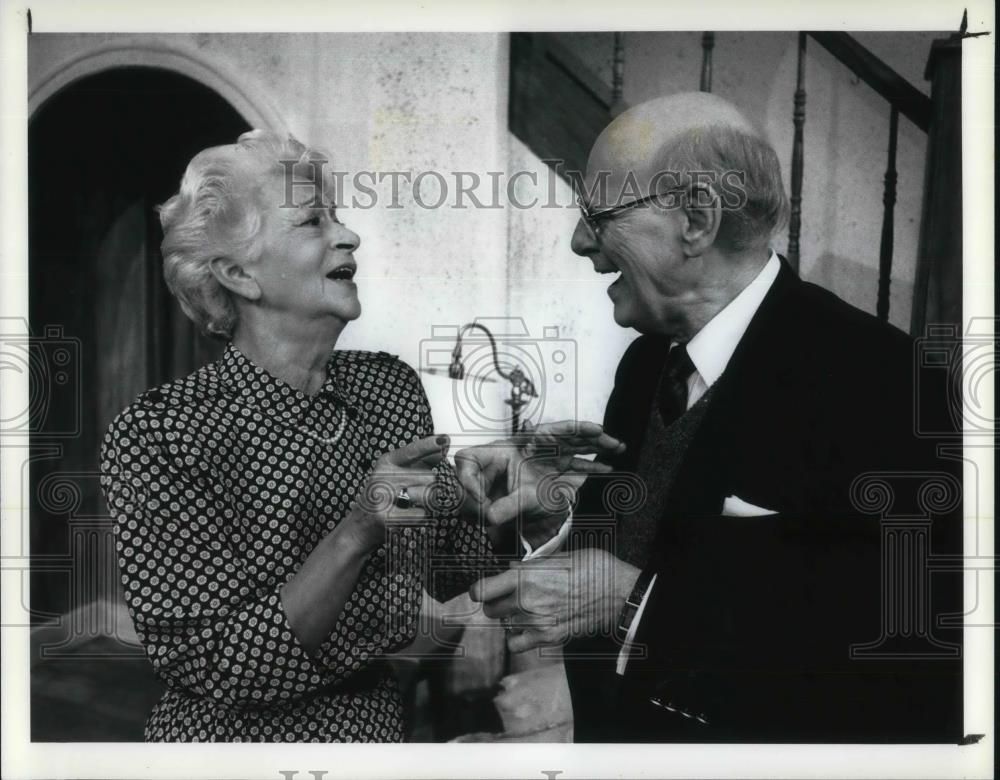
[{"xmin": 808, "ymin": 32, "xmax": 931, "ymax": 133}]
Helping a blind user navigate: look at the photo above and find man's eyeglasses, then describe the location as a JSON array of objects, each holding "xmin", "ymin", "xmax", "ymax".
[{"xmin": 577, "ymin": 187, "xmax": 687, "ymax": 239}]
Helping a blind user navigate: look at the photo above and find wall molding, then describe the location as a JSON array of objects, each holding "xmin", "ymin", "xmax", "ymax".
[{"xmin": 29, "ymin": 39, "xmax": 287, "ymax": 132}]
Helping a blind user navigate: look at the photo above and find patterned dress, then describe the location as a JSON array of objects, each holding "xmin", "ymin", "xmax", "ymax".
[{"xmin": 100, "ymin": 345, "xmax": 496, "ymax": 742}]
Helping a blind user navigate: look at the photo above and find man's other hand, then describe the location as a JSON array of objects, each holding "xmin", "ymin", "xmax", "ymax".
[{"xmin": 468, "ymin": 548, "xmax": 639, "ymax": 653}]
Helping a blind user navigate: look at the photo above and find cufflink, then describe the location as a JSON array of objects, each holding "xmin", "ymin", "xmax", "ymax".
[{"xmin": 649, "ymin": 695, "xmax": 709, "ymax": 726}]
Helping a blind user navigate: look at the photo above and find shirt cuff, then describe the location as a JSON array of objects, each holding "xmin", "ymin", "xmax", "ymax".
[
  {"xmin": 520, "ymin": 511, "xmax": 573, "ymax": 560},
  {"xmin": 616, "ymin": 572, "xmax": 657, "ymax": 676}
]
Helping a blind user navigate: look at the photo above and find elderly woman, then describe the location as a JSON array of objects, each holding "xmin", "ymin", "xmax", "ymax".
[
  {"xmin": 101, "ymin": 129, "xmax": 621, "ymax": 742},
  {"xmin": 102, "ymin": 130, "xmax": 504, "ymax": 743}
]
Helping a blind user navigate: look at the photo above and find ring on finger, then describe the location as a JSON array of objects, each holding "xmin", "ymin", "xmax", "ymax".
[
  {"xmin": 500, "ymin": 616, "xmax": 513, "ymax": 633},
  {"xmin": 395, "ymin": 487, "xmax": 414, "ymax": 509}
]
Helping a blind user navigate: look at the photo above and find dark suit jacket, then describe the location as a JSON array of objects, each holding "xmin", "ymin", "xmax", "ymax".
[{"xmin": 567, "ymin": 259, "xmax": 963, "ymax": 743}]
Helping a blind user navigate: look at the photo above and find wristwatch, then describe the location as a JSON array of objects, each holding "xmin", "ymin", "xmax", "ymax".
[{"xmin": 616, "ymin": 568, "xmax": 655, "ymax": 644}]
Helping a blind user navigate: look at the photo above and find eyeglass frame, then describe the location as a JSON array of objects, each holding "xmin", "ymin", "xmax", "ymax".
[{"xmin": 576, "ymin": 186, "xmax": 690, "ymax": 239}]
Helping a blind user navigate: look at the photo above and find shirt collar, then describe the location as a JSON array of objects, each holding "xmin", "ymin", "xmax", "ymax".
[
  {"xmin": 217, "ymin": 344, "xmax": 357, "ymax": 424},
  {"xmin": 683, "ymin": 251, "xmax": 781, "ymax": 388}
]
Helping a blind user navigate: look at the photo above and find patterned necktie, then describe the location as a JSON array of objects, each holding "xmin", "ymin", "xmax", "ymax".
[{"xmin": 658, "ymin": 343, "xmax": 696, "ymax": 424}]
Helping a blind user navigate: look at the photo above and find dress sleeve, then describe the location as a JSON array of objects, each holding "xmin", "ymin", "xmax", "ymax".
[
  {"xmin": 101, "ymin": 406, "xmax": 421, "ymax": 711},
  {"xmin": 424, "ymin": 458, "xmax": 502, "ymax": 602},
  {"xmin": 400, "ymin": 365, "xmax": 501, "ymax": 602}
]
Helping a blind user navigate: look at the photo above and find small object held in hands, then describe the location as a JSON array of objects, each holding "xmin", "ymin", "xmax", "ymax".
[
  {"xmin": 500, "ymin": 616, "xmax": 514, "ymax": 634},
  {"xmin": 394, "ymin": 487, "xmax": 414, "ymax": 509}
]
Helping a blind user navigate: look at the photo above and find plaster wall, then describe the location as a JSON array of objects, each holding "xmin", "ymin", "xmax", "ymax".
[
  {"xmin": 30, "ymin": 32, "xmax": 516, "ymax": 437},
  {"xmin": 29, "ymin": 31, "xmax": 943, "ymax": 435}
]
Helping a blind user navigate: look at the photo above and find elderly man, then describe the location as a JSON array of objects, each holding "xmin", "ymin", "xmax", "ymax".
[{"xmin": 460, "ymin": 93, "xmax": 962, "ymax": 742}]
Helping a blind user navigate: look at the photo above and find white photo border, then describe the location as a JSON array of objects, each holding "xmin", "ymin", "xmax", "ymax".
[{"xmin": 1, "ymin": 1, "xmax": 993, "ymax": 778}]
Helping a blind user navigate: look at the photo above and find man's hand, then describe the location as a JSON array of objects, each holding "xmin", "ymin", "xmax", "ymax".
[
  {"xmin": 468, "ymin": 548, "xmax": 639, "ymax": 653},
  {"xmin": 453, "ymin": 420, "xmax": 625, "ymax": 549}
]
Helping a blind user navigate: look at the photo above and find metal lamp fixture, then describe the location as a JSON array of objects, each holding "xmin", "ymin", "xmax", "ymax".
[{"xmin": 448, "ymin": 322, "xmax": 537, "ymax": 436}]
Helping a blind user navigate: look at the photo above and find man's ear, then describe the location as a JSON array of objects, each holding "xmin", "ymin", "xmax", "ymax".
[
  {"xmin": 680, "ymin": 182, "xmax": 722, "ymax": 256},
  {"xmin": 209, "ymin": 256, "xmax": 261, "ymax": 302}
]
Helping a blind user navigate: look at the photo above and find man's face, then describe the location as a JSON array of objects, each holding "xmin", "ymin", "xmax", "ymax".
[{"xmin": 571, "ymin": 177, "xmax": 694, "ymax": 336}]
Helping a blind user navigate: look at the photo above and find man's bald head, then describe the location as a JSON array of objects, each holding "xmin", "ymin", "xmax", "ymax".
[
  {"xmin": 584, "ymin": 92, "xmax": 787, "ymax": 252},
  {"xmin": 589, "ymin": 92, "xmax": 756, "ymax": 179}
]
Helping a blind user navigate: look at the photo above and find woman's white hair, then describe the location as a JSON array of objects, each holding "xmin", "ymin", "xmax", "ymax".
[{"xmin": 158, "ymin": 129, "xmax": 330, "ymax": 341}]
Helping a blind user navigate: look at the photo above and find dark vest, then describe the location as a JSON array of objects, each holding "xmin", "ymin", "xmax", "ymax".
[{"xmin": 615, "ymin": 384, "xmax": 717, "ymax": 567}]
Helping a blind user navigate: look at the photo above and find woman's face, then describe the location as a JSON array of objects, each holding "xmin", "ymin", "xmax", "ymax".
[{"xmin": 243, "ymin": 168, "xmax": 362, "ymax": 325}]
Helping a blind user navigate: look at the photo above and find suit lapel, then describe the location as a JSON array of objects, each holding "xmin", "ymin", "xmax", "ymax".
[{"xmin": 658, "ymin": 260, "xmax": 803, "ymax": 532}]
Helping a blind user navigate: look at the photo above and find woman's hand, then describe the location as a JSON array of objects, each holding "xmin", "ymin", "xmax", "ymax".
[
  {"xmin": 282, "ymin": 433, "xmax": 449, "ymax": 654},
  {"xmin": 453, "ymin": 421, "xmax": 624, "ymax": 548},
  {"xmin": 343, "ymin": 434, "xmax": 451, "ymax": 553}
]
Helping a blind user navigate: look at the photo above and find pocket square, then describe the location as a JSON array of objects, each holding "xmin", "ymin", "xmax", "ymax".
[{"xmin": 722, "ymin": 495, "xmax": 778, "ymax": 517}]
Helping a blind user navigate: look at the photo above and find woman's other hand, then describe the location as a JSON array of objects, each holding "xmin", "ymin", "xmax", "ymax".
[{"xmin": 343, "ymin": 434, "xmax": 451, "ymax": 553}]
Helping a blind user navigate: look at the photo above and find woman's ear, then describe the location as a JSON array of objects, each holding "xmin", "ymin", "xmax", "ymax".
[
  {"xmin": 209, "ymin": 256, "xmax": 261, "ymax": 302},
  {"xmin": 680, "ymin": 182, "xmax": 723, "ymax": 256}
]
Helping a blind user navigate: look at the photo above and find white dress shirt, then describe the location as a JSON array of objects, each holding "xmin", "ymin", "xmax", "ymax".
[
  {"xmin": 616, "ymin": 251, "xmax": 781, "ymax": 674},
  {"xmin": 521, "ymin": 517, "xmax": 572, "ymax": 558}
]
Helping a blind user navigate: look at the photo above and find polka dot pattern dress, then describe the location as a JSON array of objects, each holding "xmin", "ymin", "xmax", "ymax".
[{"xmin": 100, "ymin": 345, "xmax": 497, "ymax": 742}]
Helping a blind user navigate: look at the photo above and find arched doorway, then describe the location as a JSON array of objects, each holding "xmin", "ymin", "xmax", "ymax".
[{"xmin": 29, "ymin": 67, "xmax": 251, "ymax": 740}]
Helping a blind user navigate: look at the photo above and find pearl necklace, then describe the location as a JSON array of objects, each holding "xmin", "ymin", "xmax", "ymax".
[
  {"xmin": 239, "ymin": 400, "xmax": 350, "ymax": 447},
  {"xmin": 295, "ymin": 405, "xmax": 349, "ymax": 446}
]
